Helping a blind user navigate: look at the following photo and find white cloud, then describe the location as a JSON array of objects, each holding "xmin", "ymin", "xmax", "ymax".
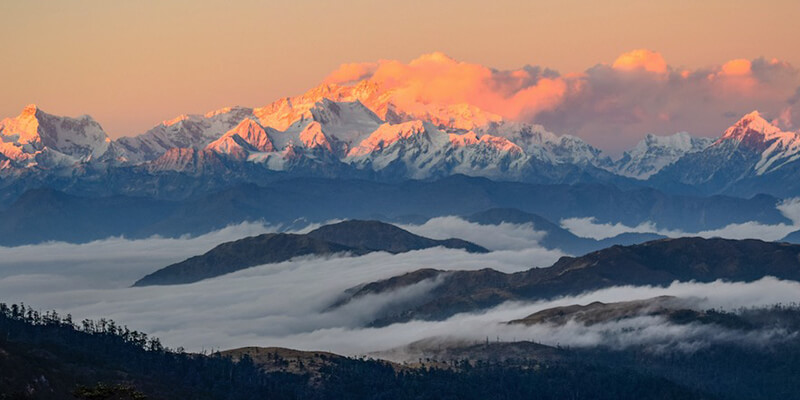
[
  {"xmin": 398, "ymin": 216, "xmax": 549, "ymax": 251},
  {"xmin": 0, "ymin": 221, "xmax": 276, "ymax": 287},
  {"xmin": 0, "ymin": 219, "xmax": 562, "ymax": 352},
  {"xmin": 561, "ymin": 197, "xmax": 800, "ymax": 241},
  {"xmin": 1, "ymin": 218, "xmax": 796, "ymax": 360}
]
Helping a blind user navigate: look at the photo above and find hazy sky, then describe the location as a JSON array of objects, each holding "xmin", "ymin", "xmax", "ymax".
[{"xmin": 2, "ymin": 0, "xmax": 799, "ymax": 143}]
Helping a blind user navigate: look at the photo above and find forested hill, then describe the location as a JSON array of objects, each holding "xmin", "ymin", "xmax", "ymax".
[{"xmin": 0, "ymin": 302, "xmax": 708, "ymax": 400}]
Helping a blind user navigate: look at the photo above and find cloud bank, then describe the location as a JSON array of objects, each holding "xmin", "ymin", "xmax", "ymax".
[
  {"xmin": 398, "ymin": 216, "xmax": 550, "ymax": 251},
  {"xmin": 1, "ymin": 217, "xmax": 797, "ymax": 359},
  {"xmin": 324, "ymin": 50, "xmax": 799, "ymax": 151},
  {"xmin": 561, "ymin": 197, "xmax": 800, "ymax": 241},
  {"xmin": 0, "ymin": 219, "xmax": 561, "ymax": 351}
]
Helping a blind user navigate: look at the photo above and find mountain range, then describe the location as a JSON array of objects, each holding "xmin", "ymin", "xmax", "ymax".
[
  {"xmin": 331, "ymin": 237, "xmax": 800, "ymax": 325},
  {"xmin": 4, "ymin": 75, "xmax": 800, "ymax": 200},
  {"xmin": 0, "ymin": 176, "xmax": 788, "ymax": 246}
]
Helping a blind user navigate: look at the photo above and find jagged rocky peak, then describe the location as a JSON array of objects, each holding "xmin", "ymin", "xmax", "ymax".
[
  {"xmin": 720, "ymin": 111, "xmax": 785, "ymax": 143},
  {"xmin": 475, "ymin": 120, "xmax": 608, "ymax": 166},
  {"xmin": 347, "ymin": 120, "xmax": 431, "ymax": 157},
  {"xmin": 228, "ymin": 118, "xmax": 275, "ymax": 152},
  {"xmin": 19, "ymin": 103, "xmax": 40, "ymax": 118},
  {"xmin": 115, "ymin": 106, "xmax": 254, "ymax": 162},
  {"xmin": 715, "ymin": 111, "xmax": 800, "ymax": 172},
  {"xmin": 252, "ymin": 86, "xmax": 359, "ymax": 132},
  {"xmin": 206, "ymin": 118, "xmax": 276, "ymax": 156},
  {"xmin": 298, "ymin": 122, "xmax": 334, "ymax": 152},
  {"xmin": 613, "ymin": 132, "xmax": 713, "ymax": 179},
  {"xmin": 0, "ymin": 104, "xmax": 111, "ymax": 162},
  {"xmin": 253, "ymin": 94, "xmax": 383, "ymax": 145}
]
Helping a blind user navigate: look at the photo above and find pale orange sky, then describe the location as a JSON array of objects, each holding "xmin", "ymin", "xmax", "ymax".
[{"xmin": 2, "ymin": 0, "xmax": 799, "ymax": 138}]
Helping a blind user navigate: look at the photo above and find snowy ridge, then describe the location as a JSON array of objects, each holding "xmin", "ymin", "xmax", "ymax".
[
  {"xmin": 116, "ymin": 106, "xmax": 254, "ymax": 163},
  {"xmin": 0, "ymin": 104, "xmax": 112, "ymax": 167},
  {"xmin": 648, "ymin": 111, "xmax": 800, "ymax": 195},
  {"xmin": 206, "ymin": 118, "xmax": 277, "ymax": 158},
  {"xmin": 477, "ymin": 121, "xmax": 609, "ymax": 167},
  {"xmin": 613, "ymin": 132, "xmax": 713, "ymax": 179},
  {"xmin": 714, "ymin": 111, "xmax": 800, "ymax": 176},
  {"xmin": 110, "ymin": 79, "xmax": 614, "ymax": 177},
  {"xmin": 345, "ymin": 121, "xmax": 529, "ymax": 179},
  {"xmin": 298, "ymin": 122, "xmax": 334, "ymax": 153},
  {"xmin": 6, "ymin": 77, "xmax": 800, "ymax": 194}
]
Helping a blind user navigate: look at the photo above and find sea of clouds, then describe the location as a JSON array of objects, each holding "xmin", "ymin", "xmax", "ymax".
[{"xmin": 1, "ymin": 213, "xmax": 799, "ymax": 358}]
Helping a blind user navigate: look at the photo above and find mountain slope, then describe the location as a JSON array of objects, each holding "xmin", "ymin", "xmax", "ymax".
[
  {"xmin": 343, "ymin": 120, "xmax": 531, "ymax": 180},
  {"xmin": 0, "ymin": 304, "xmax": 712, "ymax": 400},
  {"xmin": 782, "ymin": 229, "xmax": 800, "ymax": 244},
  {"xmin": 508, "ymin": 296, "xmax": 749, "ymax": 328},
  {"xmin": 308, "ymin": 220, "xmax": 488, "ymax": 254},
  {"xmin": 332, "ymin": 237, "xmax": 800, "ymax": 324},
  {"xmin": 133, "ymin": 220, "xmax": 487, "ymax": 286},
  {"xmin": 133, "ymin": 233, "xmax": 360, "ymax": 286}
]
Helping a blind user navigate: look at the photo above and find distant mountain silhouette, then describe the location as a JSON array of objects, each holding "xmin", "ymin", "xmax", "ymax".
[
  {"xmin": 133, "ymin": 220, "xmax": 487, "ymax": 286},
  {"xmin": 0, "ymin": 176, "xmax": 788, "ymax": 246},
  {"xmin": 307, "ymin": 220, "xmax": 487, "ymax": 254},
  {"xmin": 466, "ymin": 208, "xmax": 665, "ymax": 255},
  {"xmin": 333, "ymin": 237, "xmax": 800, "ymax": 325},
  {"xmin": 781, "ymin": 229, "xmax": 800, "ymax": 244}
]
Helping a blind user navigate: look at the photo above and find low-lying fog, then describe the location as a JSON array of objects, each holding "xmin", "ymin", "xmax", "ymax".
[
  {"xmin": 1, "ymin": 210, "xmax": 799, "ymax": 358},
  {"xmin": 560, "ymin": 197, "xmax": 800, "ymax": 241}
]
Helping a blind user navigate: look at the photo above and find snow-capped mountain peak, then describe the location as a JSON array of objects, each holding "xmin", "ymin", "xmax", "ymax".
[
  {"xmin": 613, "ymin": 132, "xmax": 713, "ymax": 179},
  {"xmin": 255, "ymin": 96, "xmax": 382, "ymax": 144},
  {"xmin": 649, "ymin": 111, "xmax": 800, "ymax": 186},
  {"xmin": 298, "ymin": 122, "xmax": 334, "ymax": 152},
  {"xmin": 720, "ymin": 111, "xmax": 784, "ymax": 142},
  {"xmin": 206, "ymin": 118, "xmax": 276, "ymax": 156},
  {"xmin": 0, "ymin": 104, "xmax": 111, "ymax": 164},
  {"xmin": 477, "ymin": 121, "xmax": 607, "ymax": 166},
  {"xmin": 306, "ymin": 99, "xmax": 383, "ymax": 143},
  {"xmin": 2, "ymin": 104, "xmax": 43, "ymax": 147},
  {"xmin": 708, "ymin": 111, "xmax": 800, "ymax": 175},
  {"xmin": 116, "ymin": 106, "xmax": 254, "ymax": 162},
  {"xmin": 347, "ymin": 120, "xmax": 430, "ymax": 157}
]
